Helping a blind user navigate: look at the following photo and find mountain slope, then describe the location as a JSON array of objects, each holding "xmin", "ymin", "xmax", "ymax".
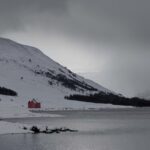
[{"xmin": 0, "ymin": 37, "xmax": 119, "ymax": 110}]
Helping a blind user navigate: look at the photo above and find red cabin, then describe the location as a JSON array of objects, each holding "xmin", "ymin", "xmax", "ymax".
[{"xmin": 28, "ymin": 99, "xmax": 41, "ymax": 109}]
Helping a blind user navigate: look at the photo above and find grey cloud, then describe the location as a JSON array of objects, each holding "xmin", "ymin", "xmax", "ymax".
[
  {"xmin": 0, "ymin": 0, "xmax": 68, "ymax": 33},
  {"xmin": 1, "ymin": 0, "xmax": 150, "ymax": 97},
  {"xmin": 0, "ymin": 0, "xmax": 150, "ymax": 46}
]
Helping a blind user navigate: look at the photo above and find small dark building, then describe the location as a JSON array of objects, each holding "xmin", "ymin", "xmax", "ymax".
[{"xmin": 28, "ymin": 99, "xmax": 41, "ymax": 109}]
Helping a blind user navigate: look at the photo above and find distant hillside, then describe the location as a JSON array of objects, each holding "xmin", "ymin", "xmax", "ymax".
[{"xmin": 66, "ymin": 92, "xmax": 150, "ymax": 107}]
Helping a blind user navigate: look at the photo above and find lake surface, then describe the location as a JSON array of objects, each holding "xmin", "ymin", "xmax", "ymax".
[{"xmin": 1, "ymin": 108, "xmax": 150, "ymax": 150}]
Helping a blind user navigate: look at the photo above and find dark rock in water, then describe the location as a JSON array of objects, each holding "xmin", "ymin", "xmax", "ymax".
[
  {"xmin": 23, "ymin": 126, "xmax": 27, "ymax": 130},
  {"xmin": 41, "ymin": 127, "xmax": 77, "ymax": 134},
  {"xmin": 28, "ymin": 126, "xmax": 78, "ymax": 134},
  {"xmin": 30, "ymin": 126, "xmax": 40, "ymax": 134},
  {"xmin": 58, "ymin": 127, "xmax": 78, "ymax": 132}
]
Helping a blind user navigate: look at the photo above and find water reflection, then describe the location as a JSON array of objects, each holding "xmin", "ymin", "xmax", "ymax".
[{"xmin": 1, "ymin": 109, "xmax": 150, "ymax": 150}]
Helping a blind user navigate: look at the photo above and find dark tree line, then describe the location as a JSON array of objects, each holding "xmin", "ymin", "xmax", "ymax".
[
  {"xmin": 34, "ymin": 69, "xmax": 98, "ymax": 92},
  {"xmin": 65, "ymin": 92, "xmax": 150, "ymax": 107},
  {"xmin": 0, "ymin": 86, "xmax": 18, "ymax": 96},
  {"xmin": 45, "ymin": 71, "xmax": 98, "ymax": 91}
]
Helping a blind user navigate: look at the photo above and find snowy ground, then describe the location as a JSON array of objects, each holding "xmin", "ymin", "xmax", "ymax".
[
  {"xmin": 0, "ymin": 96, "xmax": 63, "ymax": 135},
  {"xmin": 0, "ymin": 113, "xmax": 62, "ymax": 135},
  {"xmin": 0, "ymin": 95, "xmax": 132, "ymax": 135},
  {"xmin": 0, "ymin": 106, "xmax": 62, "ymax": 135},
  {"xmin": 0, "ymin": 120, "xmax": 62, "ymax": 135},
  {"xmin": 0, "ymin": 121, "xmax": 31, "ymax": 135},
  {"xmin": 0, "ymin": 104, "xmax": 132, "ymax": 135}
]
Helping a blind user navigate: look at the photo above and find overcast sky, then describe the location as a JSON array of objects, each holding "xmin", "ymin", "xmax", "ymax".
[{"xmin": 1, "ymin": 0, "xmax": 150, "ymax": 97}]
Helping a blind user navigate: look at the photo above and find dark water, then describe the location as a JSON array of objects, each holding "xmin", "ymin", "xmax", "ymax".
[{"xmin": 1, "ymin": 108, "xmax": 150, "ymax": 150}]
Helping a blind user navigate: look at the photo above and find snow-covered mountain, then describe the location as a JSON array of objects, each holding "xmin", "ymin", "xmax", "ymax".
[{"xmin": 0, "ymin": 37, "xmax": 119, "ymax": 112}]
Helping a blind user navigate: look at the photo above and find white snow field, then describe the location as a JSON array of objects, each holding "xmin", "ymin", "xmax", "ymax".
[{"xmin": 0, "ymin": 38, "xmax": 130, "ymax": 134}]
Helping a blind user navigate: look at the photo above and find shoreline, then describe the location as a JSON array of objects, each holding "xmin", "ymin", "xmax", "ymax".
[
  {"xmin": 0, "ymin": 111, "xmax": 63, "ymax": 135},
  {"xmin": 1, "ymin": 107, "xmax": 150, "ymax": 136}
]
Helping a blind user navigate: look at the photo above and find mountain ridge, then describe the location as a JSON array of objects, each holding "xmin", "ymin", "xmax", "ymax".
[{"xmin": 0, "ymin": 37, "xmax": 117, "ymax": 109}]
